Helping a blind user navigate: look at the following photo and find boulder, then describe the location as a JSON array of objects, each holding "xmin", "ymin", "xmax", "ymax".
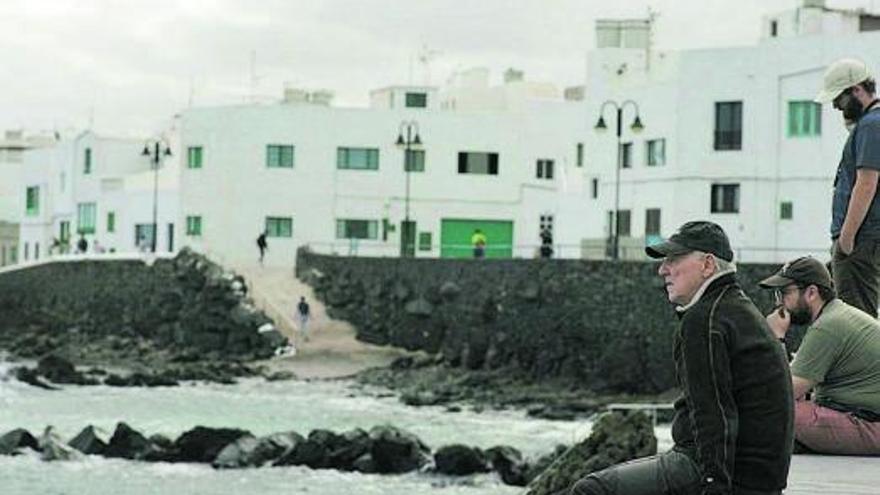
[
  {"xmin": 0, "ymin": 428, "xmax": 40, "ymax": 455},
  {"xmin": 524, "ymin": 411, "xmax": 657, "ymax": 495},
  {"xmin": 433, "ymin": 444, "xmax": 490, "ymax": 475},
  {"xmin": 249, "ymin": 432, "xmax": 303, "ymax": 466},
  {"xmin": 68, "ymin": 425, "xmax": 109, "ymax": 455},
  {"xmin": 105, "ymin": 422, "xmax": 155, "ymax": 460},
  {"xmin": 103, "ymin": 372, "xmax": 179, "ymax": 387},
  {"xmin": 327, "ymin": 428, "xmax": 371, "ymax": 470},
  {"xmin": 36, "ymin": 355, "xmax": 97, "ymax": 385},
  {"xmin": 212, "ymin": 435, "xmax": 259, "ymax": 469},
  {"xmin": 174, "ymin": 426, "xmax": 252, "ymax": 463},
  {"xmin": 14, "ymin": 367, "xmax": 59, "ymax": 390},
  {"xmin": 368, "ymin": 425, "xmax": 430, "ymax": 474},
  {"xmin": 486, "ymin": 445, "xmax": 528, "ymax": 486}
]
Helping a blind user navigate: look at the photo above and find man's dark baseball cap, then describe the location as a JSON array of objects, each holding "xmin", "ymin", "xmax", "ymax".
[
  {"xmin": 645, "ymin": 221, "xmax": 734, "ymax": 262},
  {"xmin": 758, "ymin": 256, "xmax": 834, "ymax": 290}
]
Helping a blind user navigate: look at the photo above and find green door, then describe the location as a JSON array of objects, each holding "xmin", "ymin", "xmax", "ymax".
[{"xmin": 440, "ymin": 219, "xmax": 514, "ymax": 258}]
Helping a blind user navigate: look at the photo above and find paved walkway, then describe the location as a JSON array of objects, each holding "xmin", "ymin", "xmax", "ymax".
[
  {"xmin": 787, "ymin": 455, "xmax": 878, "ymax": 494},
  {"xmin": 231, "ymin": 263, "xmax": 409, "ymax": 379}
]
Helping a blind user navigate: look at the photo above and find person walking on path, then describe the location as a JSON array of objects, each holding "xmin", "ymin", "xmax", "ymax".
[
  {"xmin": 76, "ymin": 235, "xmax": 88, "ymax": 254},
  {"xmin": 471, "ymin": 229, "xmax": 487, "ymax": 259},
  {"xmin": 296, "ymin": 296, "xmax": 311, "ymax": 342},
  {"xmin": 257, "ymin": 231, "xmax": 268, "ymax": 264},
  {"xmin": 539, "ymin": 227, "xmax": 553, "ymax": 259},
  {"xmin": 816, "ymin": 58, "xmax": 880, "ymax": 317},
  {"xmin": 761, "ymin": 256, "xmax": 880, "ymax": 455},
  {"xmin": 569, "ymin": 221, "xmax": 794, "ymax": 495}
]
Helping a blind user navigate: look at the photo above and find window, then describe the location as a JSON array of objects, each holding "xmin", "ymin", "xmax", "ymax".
[
  {"xmin": 715, "ymin": 101, "xmax": 743, "ymax": 150},
  {"xmin": 405, "ymin": 149, "xmax": 425, "ymax": 172},
  {"xmin": 458, "ymin": 152, "xmax": 499, "ymax": 175},
  {"xmin": 107, "ymin": 212, "xmax": 116, "ymax": 233},
  {"xmin": 24, "ymin": 242, "xmax": 29, "ymax": 261},
  {"xmin": 186, "ymin": 215, "xmax": 202, "ymax": 236},
  {"xmin": 60, "ymin": 221, "xmax": 70, "ymax": 243},
  {"xmin": 265, "ymin": 217, "xmax": 293, "ymax": 237},
  {"xmin": 77, "ymin": 202, "xmax": 97, "ymax": 234},
  {"xmin": 418, "ymin": 232, "xmax": 432, "ymax": 251},
  {"xmin": 84, "ymin": 148, "xmax": 92, "ymax": 174},
  {"xmin": 536, "ymin": 159, "xmax": 555, "ymax": 179},
  {"xmin": 645, "ymin": 208, "xmax": 662, "ymax": 236},
  {"xmin": 770, "ymin": 20, "xmax": 778, "ymax": 37},
  {"xmin": 266, "ymin": 145, "xmax": 294, "ymax": 168},
  {"xmin": 405, "ymin": 92, "xmax": 427, "ymax": 108},
  {"xmin": 591, "ymin": 178, "xmax": 599, "ymax": 199},
  {"xmin": 336, "ymin": 219, "xmax": 378, "ymax": 240},
  {"xmin": 25, "ymin": 186, "xmax": 39, "ymax": 216},
  {"xmin": 780, "ymin": 201, "xmax": 793, "ymax": 220},
  {"xmin": 647, "ymin": 139, "xmax": 666, "ymax": 166},
  {"xmin": 788, "ymin": 101, "xmax": 822, "ymax": 137},
  {"xmin": 187, "ymin": 146, "xmax": 203, "ymax": 169},
  {"xmin": 616, "ymin": 210, "xmax": 632, "ymax": 237},
  {"xmin": 135, "ymin": 224, "xmax": 155, "ymax": 247},
  {"xmin": 576, "ymin": 143, "xmax": 584, "ymax": 167},
  {"xmin": 711, "ymin": 184, "xmax": 740, "ymax": 213},
  {"xmin": 337, "ymin": 147, "xmax": 379, "ymax": 170},
  {"xmin": 620, "ymin": 142, "xmax": 633, "ymax": 168},
  {"xmin": 35, "ymin": 242, "xmax": 39, "ymax": 260}
]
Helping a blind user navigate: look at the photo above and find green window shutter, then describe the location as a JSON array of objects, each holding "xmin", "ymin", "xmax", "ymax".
[
  {"xmin": 787, "ymin": 102, "xmax": 797, "ymax": 137},
  {"xmin": 25, "ymin": 186, "xmax": 39, "ymax": 216},
  {"xmin": 266, "ymin": 217, "xmax": 293, "ymax": 237},
  {"xmin": 186, "ymin": 215, "xmax": 202, "ymax": 236},
  {"xmin": 418, "ymin": 232, "xmax": 432, "ymax": 251},
  {"xmin": 187, "ymin": 147, "xmax": 203, "ymax": 169},
  {"xmin": 77, "ymin": 203, "xmax": 96, "ymax": 234},
  {"xmin": 267, "ymin": 145, "xmax": 294, "ymax": 168},
  {"xmin": 84, "ymin": 148, "xmax": 92, "ymax": 174},
  {"xmin": 107, "ymin": 212, "xmax": 116, "ymax": 233}
]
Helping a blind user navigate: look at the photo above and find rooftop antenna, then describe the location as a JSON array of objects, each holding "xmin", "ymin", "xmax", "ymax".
[
  {"xmin": 646, "ymin": 6, "xmax": 660, "ymax": 72},
  {"xmin": 418, "ymin": 44, "xmax": 441, "ymax": 85}
]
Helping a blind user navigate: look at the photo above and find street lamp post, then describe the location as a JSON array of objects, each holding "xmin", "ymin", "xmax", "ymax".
[
  {"xmin": 396, "ymin": 121, "xmax": 422, "ymax": 257},
  {"xmin": 594, "ymin": 100, "xmax": 644, "ymax": 261},
  {"xmin": 141, "ymin": 139, "xmax": 172, "ymax": 253}
]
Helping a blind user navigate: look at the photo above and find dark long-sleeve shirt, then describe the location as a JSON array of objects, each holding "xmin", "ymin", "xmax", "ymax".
[{"xmin": 672, "ymin": 273, "xmax": 793, "ymax": 494}]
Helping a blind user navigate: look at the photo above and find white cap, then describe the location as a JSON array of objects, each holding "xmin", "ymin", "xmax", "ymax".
[{"xmin": 815, "ymin": 58, "xmax": 871, "ymax": 103}]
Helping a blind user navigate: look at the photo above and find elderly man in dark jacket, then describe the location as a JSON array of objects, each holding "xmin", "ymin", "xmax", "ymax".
[{"xmin": 570, "ymin": 221, "xmax": 794, "ymax": 495}]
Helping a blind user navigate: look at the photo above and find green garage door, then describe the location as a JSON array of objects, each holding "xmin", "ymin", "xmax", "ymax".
[{"xmin": 440, "ymin": 219, "xmax": 514, "ymax": 258}]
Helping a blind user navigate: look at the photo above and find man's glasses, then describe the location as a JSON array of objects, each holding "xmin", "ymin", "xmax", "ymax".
[{"xmin": 774, "ymin": 285, "xmax": 802, "ymax": 305}]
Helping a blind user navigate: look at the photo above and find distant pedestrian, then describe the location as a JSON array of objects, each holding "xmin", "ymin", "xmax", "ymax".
[
  {"xmin": 539, "ymin": 227, "xmax": 553, "ymax": 259},
  {"xmin": 257, "ymin": 231, "xmax": 268, "ymax": 264},
  {"xmin": 296, "ymin": 296, "xmax": 311, "ymax": 342},
  {"xmin": 471, "ymin": 229, "xmax": 487, "ymax": 259},
  {"xmin": 76, "ymin": 235, "xmax": 88, "ymax": 254}
]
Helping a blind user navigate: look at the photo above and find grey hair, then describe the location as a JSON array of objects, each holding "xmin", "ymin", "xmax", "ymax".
[{"xmin": 714, "ymin": 256, "xmax": 737, "ymax": 274}]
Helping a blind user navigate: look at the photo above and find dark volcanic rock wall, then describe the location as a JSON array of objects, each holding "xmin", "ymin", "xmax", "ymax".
[
  {"xmin": 0, "ymin": 249, "xmax": 278, "ymax": 362},
  {"xmin": 297, "ymin": 248, "xmax": 782, "ymax": 394}
]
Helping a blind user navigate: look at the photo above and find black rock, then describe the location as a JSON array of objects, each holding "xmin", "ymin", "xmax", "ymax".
[
  {"xmin": 105, "ymin": 422, "xmax": 155, "ymax": 460},
  {"xmin": 104, "ymin": 372, "xmax": 179, "ymax": 387},
  {"xmin": 13, "ymin": 367, "xmax": 59, "ymax": 390},
  {"xmin": 486, "ymin": 445, "xmax": 528, "ymax": 486},
  {"xmin": 68, "ymin": 425, "xmax": 108, "ymax": 455},
  {"xmin": 434, "ymin": 444, "xmax": 490, "ymax": 475},
  {"xmin": 212, "ymin": 435, "xmax": 259, "ymax": 469},
  {"xmin": 328, "ymin": 428, "xmax": 371, "ymax": 470},
  {"xmin": 273, "ymin": 436, "xmax": 329, "ymax": 468},
  {"xmin": 368, "ymin": 425, "xmax": 430, "ymax": 474},
  {"xmin": 0, "ymin": 428, "xmax": 40, "ymax": 455},
  {"xmin": 37, "ymin": 355, "xmax": 98, "ymax": 385},
  {"xmin": 174, "ymin": 426, "xmax": 252, "ymax": 463}
]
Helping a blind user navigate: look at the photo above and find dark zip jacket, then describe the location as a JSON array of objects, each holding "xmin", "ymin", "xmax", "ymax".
[{"xmin": 671, "ymin": 273, "xmax": 793, "ymax": 494}]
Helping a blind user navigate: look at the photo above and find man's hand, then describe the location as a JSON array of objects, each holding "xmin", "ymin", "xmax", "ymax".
[
  {"xmin": 765, "ymin": 307, "xmax": 791, "ymax": 339},
  {"xmin": 838, "ymin": 232, "xmax": 855, "ymax": 256}
]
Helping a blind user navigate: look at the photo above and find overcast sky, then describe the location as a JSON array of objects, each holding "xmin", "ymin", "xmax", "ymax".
[{"xmin": 0, "ymin": 0, "xmax": 874, "ymax": 136}]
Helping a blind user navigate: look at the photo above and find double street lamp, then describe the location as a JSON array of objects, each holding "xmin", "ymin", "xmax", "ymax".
[
  {"xmin": 396, "ymin": 121, "xmax": 422, "ymax": 257},
  {"xmin": 141, "ymin": 139, "xmax": 172, "ymax": 253},
  {"xmin": 594, "ymin": 100, "xmax": 644, "ymax": 260}
]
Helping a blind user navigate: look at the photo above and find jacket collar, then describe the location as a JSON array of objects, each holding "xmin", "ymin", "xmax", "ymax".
[{"xmin": 675, "ymin": 269, "xmax": 737, "ymax": 314}]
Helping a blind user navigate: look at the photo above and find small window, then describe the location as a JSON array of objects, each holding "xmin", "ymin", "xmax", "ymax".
[
  {"xmin": 60, "ymin": 221, "xmax": 70, "ymax": 243},
  {"xmin": 620, "ymin": 142, "xmax": 633, "ymax": 169},
  {"xmin": 77, "ymin": 202, "xmax": 97, "ymax": 234},
  {"xmin": 187, "ymin": 146, "xmax": 203, "ymax": 169},
  {"xmin": 107, "ymin": 212, "xmax": 116, "ymax": 233},
  {"xmin": 576, "ymin": 142, "xmax": 584, "ymax": 167},
  {"xmin": 715, "ymin": 101, "xmax": 743, "ymax": 150},
  {"xmin": 616, "ymin": 210, "xmax": 632, "ymax": 237},
  {"xmin": 780, "ymin": 201, "xmax": 793, "ymax": 220},
  {"xmin": 536, "ymin": 159, "xmax": 555, "ymax": 179},
  {"xmin": 711, "ymin": 184, "xmax": 740, "ymax": 213},
  {"xmin": 186, "ymin": 215, "xmax": 203, "ymax": 236},
  {"xmin": 24, "ymin": 242, "xmax": 29, "ymax": 261},
  {"xmin": 84, "ymin": 148, "xmax": 92, "ymax": 174},
  {"xmin": 405, "ymin": 149, "xmax": 425, "ymax": 172},
  {"xmin": 458, "ymin": 152, "xmax": 499, "ymax": 175},
  {"xmin": 770, "ymin": 20, "xmax": 778, "ymax": 37},
  {"xmin": 337, "ymin": 147, "xmax": 379, "ymax": 170},
  {"xmin": 405, "ymin": 92, "xmax": 428, "ymax": 108},
  {"xmin": 35, "ymin": 242, "xmax": 39, "ymax": 260},
  {"xmin": 646, "ymin": 139, "xmax": 666, "ymax": 166},
  {"xmin": 266, "ymin": 145, "xmax": 295, "ymax": 168},
  {"xmin": 265, "ymin": 217, "xmax": 293, "ymax": 238},
  {"xmin": 335, "ymin": 219, "xmax": 378, "ymax": 240},
  {"xmin": 418, "ymin": 232, "xmax": 432, "ymax": 251},
  {"xmin": 787, "ymin": 101, "xmax": 822, "ymax": 137},
  {"xmin": 25, "ymin": 186, "xmax": 39, "ymax": 216},
  {"xmin": 591, "ymin": 178, "xmax": 599, "ymax": 199},
  {"xmin": 645, "ymin": 208, "xmax": 661, "ymax": 236}
]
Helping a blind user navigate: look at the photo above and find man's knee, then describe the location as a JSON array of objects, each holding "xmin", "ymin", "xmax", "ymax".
[{"xmin": 570, "ymin": 475, "xmax": 607, "ymax": 495}]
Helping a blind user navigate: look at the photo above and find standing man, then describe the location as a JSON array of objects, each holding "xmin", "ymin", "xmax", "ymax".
[
  {"xmin": 471, "ymin": 229, "xmax": 487, "ymax": 259},
  {"xmin": 816, "ymin": 58, "xmax": 880, "ymax": 317},
  {"xmin": 296, "ymin": 296, "xmax": 311, "ymax": 342},
  {"xmin": 760, "ymin": 256, "xmax": 880, "ymax": 455},
  {"xmin": 539, "ymin": 227, "xmax": 554, "ymax": 259},
  {"xmin": 256, "ymin": 230, "xmax": 268, "ymax": 265},
  {"xmin": 570, "ymin": 221, "xmax": 793, "ymax": 495}
]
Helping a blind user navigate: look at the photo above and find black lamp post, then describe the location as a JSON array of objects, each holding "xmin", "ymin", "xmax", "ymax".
[
  {"xmin": 141, "ymin": 139, "xmax": 172, "ymax": 253},
  {"xmin": 595, "ymin": 100, "xmax": 644, "ymax": 260},
  {"xmin": 396, "ymin": 121, "xmax": 422, "ymax": 257}
]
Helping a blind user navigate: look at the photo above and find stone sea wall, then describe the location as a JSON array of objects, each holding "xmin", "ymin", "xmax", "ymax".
[{"xmin": 297, "ymin": 249, "xmax": 783, "ymax": 394}]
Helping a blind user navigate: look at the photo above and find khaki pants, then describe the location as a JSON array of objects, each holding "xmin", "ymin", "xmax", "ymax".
[{"xmin": 832, "ymin": 238, "xmax": 880, "ymax": 318}]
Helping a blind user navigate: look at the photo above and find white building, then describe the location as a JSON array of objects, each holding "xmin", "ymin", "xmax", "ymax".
[
  {"xmin": 582, "ymin": 0, "xmax": 880, "ymax": 262},
  {"xmin": 179, "ymin": 80, "xmax": 590, "ymax": 267},
  {"xmin": 18, "ymin": 131, "xmax": 179, "ymax": 262}
]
